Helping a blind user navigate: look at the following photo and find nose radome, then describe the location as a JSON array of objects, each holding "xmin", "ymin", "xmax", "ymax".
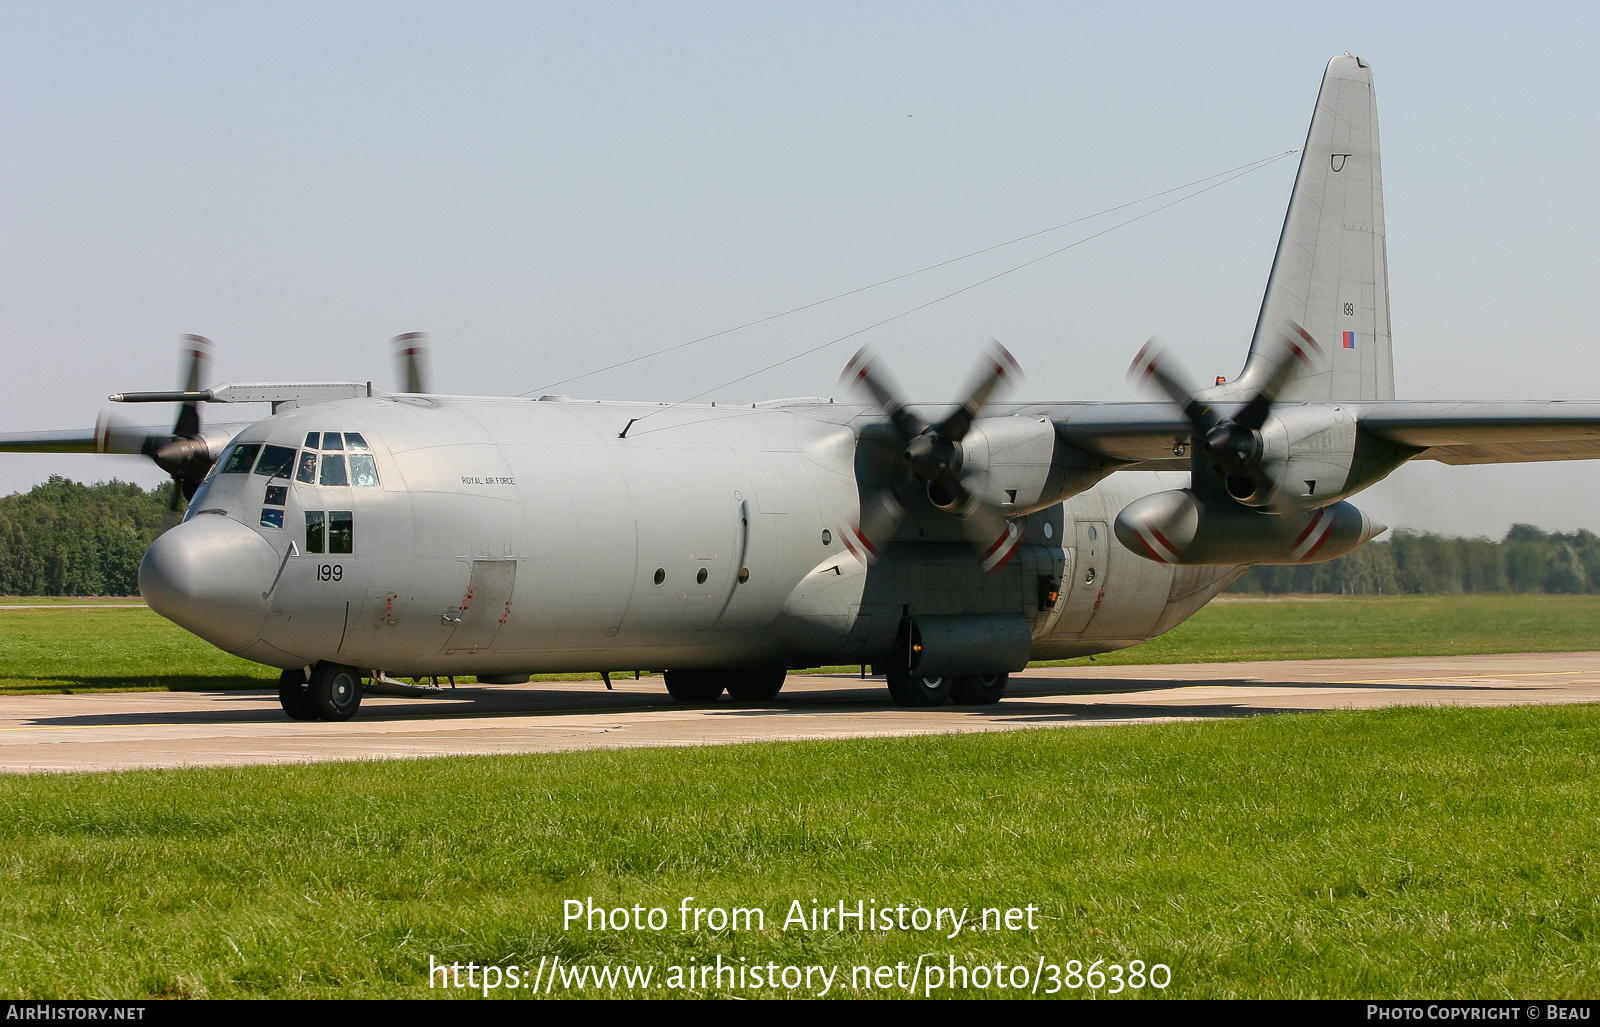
[{"xmin": 139, "ymin": 514, "xmax": 280, "ymax": 653}]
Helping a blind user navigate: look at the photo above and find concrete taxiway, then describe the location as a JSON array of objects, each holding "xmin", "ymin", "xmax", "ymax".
[{"xmin": 3, "ymin": 651, "xmax": 1599, "ymax": 773}]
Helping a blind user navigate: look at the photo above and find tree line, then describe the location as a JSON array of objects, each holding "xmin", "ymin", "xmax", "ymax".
[
  {"xmin": 0, "ymin": 477, "xmax": 173, "ymax": 596},
  {"xmin": 1, "ymin": 476, "xmax": 1598, "ymax": 597},
  {"xmin": 1229, "ymin": 524, "xmax": 1600, "ymax": 595}
]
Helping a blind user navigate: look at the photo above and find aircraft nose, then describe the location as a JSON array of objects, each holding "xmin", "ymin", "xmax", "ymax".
[{"xmin": 139, "ymin": 514, "xmax": 280, "ymax": 653}]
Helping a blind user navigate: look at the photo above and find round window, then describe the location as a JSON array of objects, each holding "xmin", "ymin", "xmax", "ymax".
[
  {"xmin": 1087, "ymin": 525, "xmax": 1098, "ymax": 541},
  {"xmin": 696, "ymin": 567, "xmax": 708, "ymax": 585},
  {"xmin": 1085, "ymin": 567, "xmax": 1097, "ymax": 584},
  {"xmin": 1043, "ymin": 522, "xmax": 1054, "ymax": 539},
  {"xmin": 821, "ymin": 529, "xmax": 832, "ymax": 545},
  {"xmin": 738, "ymin": 568, "xmax": 750, "ymax": 584},
  {"xmin": 653, "ymin": 568, "xmax": 665, "ymax": 585}
]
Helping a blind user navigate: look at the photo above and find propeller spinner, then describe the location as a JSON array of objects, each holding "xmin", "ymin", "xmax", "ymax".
[{"xmin": 841, "ymin": 342, "xmax": 1025, "ymax": 572}]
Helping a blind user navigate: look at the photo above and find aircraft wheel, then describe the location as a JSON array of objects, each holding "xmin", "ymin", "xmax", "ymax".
[
  {"xmin": 950, "ymin": 672, "xmax": 1009, "ymax": 705},
  {"xmin": 724, "ymin": 669, "xmax": 785, "ymax": 702},
  {"xmin": 277, "ymin": 667, "xmax": 319, "ymax": 721},
  {"xmin": 885, "ymin": 667, "xmax": 952, "ymax": 707},
  {"xmin": 663, "ymin": 669, "xmax": 724, "ymax": 703},
  {"xmin": 308, "ymin": 661, "xmax": 363, "ymax": 721}
]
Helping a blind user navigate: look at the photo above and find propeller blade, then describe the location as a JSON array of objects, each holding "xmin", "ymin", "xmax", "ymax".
[
  {"xmin": 172, "ymin": 335, "xmax": 212, "ymax": 440},
  {"xmin": 961, "ymin": 501, "xmax": 1024, "ymax": 573},
  {"xmin": 845, "ymin": 470, "xmax": 914, "ymax": 562},
  {"xmin": 1233, "ymin": 321, "xmax": 1321, "ymax": 431},
  {"xmin": 159, "ymin": 493, "xmax": 186, "ymax": 535},
  {"xmin": 842, "ymin": 347, "xmax": 923, "ymax": 443},
  {"xmin": 937, "ymin": 340, "xmax": 1022, "ymax": 442},
  {"xmin": 1128, "ymin": 338, "xmax": 1218, "ymax": 437},
  {"xmin": 1130, "ymin": 332, "xmax": 1314, "ymax": 517},
  {"xmin": 841, "ymin": 342, "xmax": 1025, "ymax": 569},
  {"xmin": 1255, "ymin": 472, "xmax": 1311, "ymax": 525},
  {"xmin": 924, "ymin": 476, "xmax": 1024, "ymax": 573},
  {"xmin": 392, "ymin": 332, "xmax": 430, "ymax": 394},
  {"xmin": 92, "ymin": 411, "xmax": 159, "ymax": 456}
]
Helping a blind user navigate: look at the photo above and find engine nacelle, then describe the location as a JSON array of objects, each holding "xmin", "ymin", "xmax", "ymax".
[
  {"xmin": 960, "ymin": 415, "xmax": 1115, "ymax": 515},
  {"xmin": 1114, "ymin": 489, "xmax": 1386, "ymax": 566}
]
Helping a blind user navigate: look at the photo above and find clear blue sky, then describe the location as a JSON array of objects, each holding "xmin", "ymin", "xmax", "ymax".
[{"xmin": 3, "ymin": 2, "xmax": 1596, "ymax": 536}]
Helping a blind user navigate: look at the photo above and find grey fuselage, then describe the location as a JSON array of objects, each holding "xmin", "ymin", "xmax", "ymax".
[{"xmin": 140, "ymin": 394, "xmax": 1241, "ymax": 677}]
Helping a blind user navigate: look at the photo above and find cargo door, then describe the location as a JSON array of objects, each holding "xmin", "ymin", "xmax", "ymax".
[{"xmin": 1052, "ymin": 520, "xmax": 1107, "ymax": 635}]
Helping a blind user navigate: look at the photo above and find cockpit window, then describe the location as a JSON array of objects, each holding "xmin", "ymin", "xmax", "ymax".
[
  {"xmin": 344, "ymin": 432, "xmax": 369, "ymax": 452},
  {"xmin": 348, "ymin": 453, "xmax": 379, "ymax": 487},
  {"xmin": 321, "ymin": 432, "xmax": 343, "ymax": 451},
  {"xmin": 253, "ymin": 445, "xmax": 297, "ymax": 479},
  {"xmin": 303, "ymin": 432, "xmax": 319, "ymax": 450},
  {"xmin": 319, "ymin": 453, "xmax": 349, "ymax": 486},
  {"xmin": 220, "ymin": 444, "xmax": 260, "ymax": 474},
  {"xmin": 296, "ymin": 450, "xmax": 317, "ymax": 483}
]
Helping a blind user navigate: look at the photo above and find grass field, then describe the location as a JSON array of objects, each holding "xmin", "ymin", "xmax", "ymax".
[
  {"xmin": 3, "ymin": 594, "xmax": 1599, "ymax": 694},
  {"xmin": 0, "ymin": 705, "xmax": 1597, "ymax": 998}
]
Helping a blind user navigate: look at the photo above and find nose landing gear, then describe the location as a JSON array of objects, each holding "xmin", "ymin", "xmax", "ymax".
[{"xmin": 277, "ymin": 662, "xmax": 364, "ymax": 721}]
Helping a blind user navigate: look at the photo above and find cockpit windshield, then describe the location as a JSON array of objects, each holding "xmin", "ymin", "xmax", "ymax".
[{"xmin": 300, "ymin": 431, "xmax": 379, "ymax": 487}]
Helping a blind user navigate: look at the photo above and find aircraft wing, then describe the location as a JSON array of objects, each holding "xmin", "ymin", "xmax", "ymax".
[
  {"xmin": 0, "ymin": 429, "xmax": 101, "ymax": 454},
  {"xmin": 0, "ymin": 422, "xmax": 249, "ymax": 457},
  {"xmin": 1023, "ymin": 402, "xmax": 1193, "ymax": 467},
  {"xmin": 1020, "ymin": 400, "xmax": 1600, "ymax": 471},
  {"xmin": 1350, "ymin": 402, "xmax": 1600, "ymax": 465}
]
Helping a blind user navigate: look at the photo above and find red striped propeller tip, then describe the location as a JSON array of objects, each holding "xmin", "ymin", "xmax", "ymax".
[
  {"xmin": 840, "ymin": 348, "xmax": 877, "ymax": 383},
  {"xmin": 987, "ymin": 341, "xmax": 1022, "ymax": 379}
]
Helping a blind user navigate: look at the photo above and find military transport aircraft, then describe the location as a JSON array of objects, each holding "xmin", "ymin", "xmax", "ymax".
[{"xmin": 6, "ymin": 55, "xmax": 1600, "ymax": 721}]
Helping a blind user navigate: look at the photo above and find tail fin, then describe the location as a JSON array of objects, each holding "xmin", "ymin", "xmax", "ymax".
[{"xmin": 1238, "ymin": 54, "xmax": 1394, "ymax": 402}]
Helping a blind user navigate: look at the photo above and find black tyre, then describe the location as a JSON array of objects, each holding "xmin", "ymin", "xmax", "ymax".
[
  {"xmin": 950, "ymin": 672, "xmax": 1009, "ymax": 705},
  {"xmin": 308, "ymin": 661, "xmax": 363, "ymax": 721},
  {"xmin": 724, "ymin": 669, "xmax": 785, "ymax": 702},
  {"xmin": 277, "ymin": 666, "xmax": 319, "ymax": 721},
  {"xmin": 885, "ymin": 667, "xmax": 952, "ymax": 707},
  {"xmin": 663, "ymin": 669, "xmax": 724, "ymax": 703}
]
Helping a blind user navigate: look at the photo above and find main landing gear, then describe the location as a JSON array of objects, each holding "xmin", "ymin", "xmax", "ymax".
[
  {"xmin": 278, "ymin": 661, "xmax": 363, "ymax": 722},
  {"xmin": 883, "ymin": 665, "xmax": 1010, "ymax": 707},
  {"xmin": 663, "ymin": 668, "xmax": 787, "ymax": 704}
]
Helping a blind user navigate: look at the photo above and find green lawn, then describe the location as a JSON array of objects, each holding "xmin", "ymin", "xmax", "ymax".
[
  {"xmin": 1045, "ymin": 594, "xmax": 1600, "ymax": 666},
  {"xmin": 0, "ymin": 605, "xmax": 276, "ymax": 693},
  {"xmin": 1, "ymin": 705, "xmax": 1597, "ymax": 998}
]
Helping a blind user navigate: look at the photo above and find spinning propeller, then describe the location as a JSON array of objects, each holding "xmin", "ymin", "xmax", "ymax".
[
  {"xmin": 841, "ymin": 341, "xmax": 1025, "ymax": 572},
  {"xmin": 97, "ymin": 336, "xmax": 216, "ymax": 526},
  {"xmin": 391, "ymin": 332, "xmax": 430, "ymax": 394},
  {"xmin": 1128, "ymin": 321, "xmax": 1321, "ymax": 517}
]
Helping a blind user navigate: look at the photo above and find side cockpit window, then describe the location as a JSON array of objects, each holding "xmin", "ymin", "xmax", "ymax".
[
  {"xmin": 220, "ymin": 444, "xmax": 260, "ymax": 473},
  {"xmin": 253, "ymin": 444, "xmax": 297, "ymax": 479},
  {"xmin": 304, "ymin": 510, "xmax": 353, "ymax": 555},
  {"xmin": 329, "ymin": 511, "xmax": 354, "ymax": 554}
]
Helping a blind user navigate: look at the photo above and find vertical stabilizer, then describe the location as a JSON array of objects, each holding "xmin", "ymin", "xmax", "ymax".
[{"xmin": 1239, "ymin": 55, "xmax": 1394, "ymax": 401}]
